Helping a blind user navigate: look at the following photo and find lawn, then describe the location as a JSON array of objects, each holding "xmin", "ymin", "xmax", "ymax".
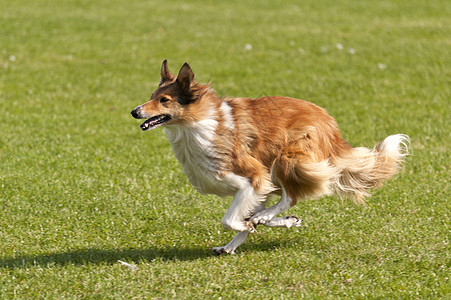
[{"xmin": 0, "ymin": 0, "xmax": 450, "ymax": 298}]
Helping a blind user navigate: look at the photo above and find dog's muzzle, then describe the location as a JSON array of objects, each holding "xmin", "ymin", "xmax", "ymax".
[
  {"xmin": 131, "ymin": 105, "xmax": 172, "ymax": 131},
  {"xmin": 131, "ymin": 106, "xmax": 144, "ymax": 119}
]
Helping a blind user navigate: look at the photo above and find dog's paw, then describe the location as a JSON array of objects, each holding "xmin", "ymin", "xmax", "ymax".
[
  {"xmin": 248, "ymin": 213, "xmax": 272, "ymax": 226},
  {"xmin": 245, "ymin": 221, "xmax": 257, "ymax": 233},
  {"xmin": 212, "ymin": 247, "xmax": 235, "ymax": 255},
  {"xmin": 285, "ymin": 215, "xmax": 303, "ymax": 228},
  {"xmin": 246, "ymin": 213, "xmax": 274, "ymax": 232}
]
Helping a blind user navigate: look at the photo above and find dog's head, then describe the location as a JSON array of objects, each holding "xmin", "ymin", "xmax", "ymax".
[{"xmin": 131, "ymin": 60, "xmax": 209, "ymax": 131}]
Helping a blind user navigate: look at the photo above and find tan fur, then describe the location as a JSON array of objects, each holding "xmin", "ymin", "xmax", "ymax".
[{"xmin": 134, "ymin": 61, "xmax": 409, "ymax": 206}]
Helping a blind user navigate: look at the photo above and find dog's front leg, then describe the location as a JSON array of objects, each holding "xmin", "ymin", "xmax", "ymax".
[
  {"xmin": 212, "ymin": 232, "xmax": 250, "ymax": 255},
  {"xmin": 221, "ymin": 185, "xmax": 266, "ymax": 232},
  {"xmin": 213, "ymin": 185, "xmax": 266, "ymax": 254}
]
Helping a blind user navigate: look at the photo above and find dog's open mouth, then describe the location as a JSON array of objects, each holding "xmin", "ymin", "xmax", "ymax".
[{"xmin": 140, "ymin": 114, "xmax": 171, "ymax": 131}]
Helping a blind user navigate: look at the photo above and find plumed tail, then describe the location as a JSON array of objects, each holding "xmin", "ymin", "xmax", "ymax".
[{"xmin": 333, "ymin": 134, "xmax": 410, "ymax": 204}]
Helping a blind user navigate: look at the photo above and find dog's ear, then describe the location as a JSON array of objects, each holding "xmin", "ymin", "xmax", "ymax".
[
  {"xmin": 160, "ymin": 59, "xmax": 174, "ymax": 85},
  {"xmin": 176, "ymin": 62, "xmax": 194, "ymax": 91}
]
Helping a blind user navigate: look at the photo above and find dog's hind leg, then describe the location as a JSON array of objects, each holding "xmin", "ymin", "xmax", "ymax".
[
  {"xmin": 212, "ymin": 231, "xmax": 250, "ymax": 255},
  {"xmin": 261, "ymin": 216, "xmax": 303, "ymax": 228},
  {"xmin": 212, "ymin": 215, "xmax": 302, "ymax": 255},
  {"xmin": 247, "ymin": 151, "xmax": 337, "ymax": 230},
  {"xmin": 246, "ymin": 185, "xmax": 300, "ymax": 231}
]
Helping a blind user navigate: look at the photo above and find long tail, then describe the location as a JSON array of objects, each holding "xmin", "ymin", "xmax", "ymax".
[{"xmin": 333, "ymin": 134, "xmax": 410, "ymax": 204}]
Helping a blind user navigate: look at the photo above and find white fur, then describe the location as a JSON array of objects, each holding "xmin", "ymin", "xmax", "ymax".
[
  {"xmin": 379, "ymin": 134, "xmax": 410, "ymax": 158},
  {"xmin": 164, "ymin": 107, "xmax": 296, "ymax": 238},
  {"xmin": 219, "ymin": 101, "xmax": 235, "ymax": 130},
  {"xmin": 263, "ymin": 216, "xmax": 303, "ymax": 228},
  {"xmin": 165, "ymin": 119, "xmax": 245, "ymax": 197},
  {"xmin": 331, "ymin": 134, "xmax": 410, "ymax": 203},
  {"xmin": 165, "ymin": 114, "xmax": 270, "ymax": 235},
  {"xmin": 248, "ymin": 185, "xmax": 292, "ymax": 227},
  {"xmin": 214, "ymin": 183, "xmax": 302, "ymax": 254},
  {"xmin": 212, "ymin": 232, "xmax": 250, "ymax": 254},
  {"xmin": 221, "ymin": 179, "xmax": 267, "ymax": 231},
  {"xmin": 164, "ymin": 107, "xmax": 252, "ymax": 199}
]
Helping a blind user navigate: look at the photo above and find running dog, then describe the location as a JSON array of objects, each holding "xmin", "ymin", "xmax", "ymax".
[{"xmin": 131, "ymin": 60, "xmax": 409, "ymax": 254}]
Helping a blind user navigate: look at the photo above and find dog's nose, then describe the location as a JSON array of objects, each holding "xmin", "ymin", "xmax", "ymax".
[{"xmin": 131, "ymin": 106, "xmax": 142, "ymax": 119}]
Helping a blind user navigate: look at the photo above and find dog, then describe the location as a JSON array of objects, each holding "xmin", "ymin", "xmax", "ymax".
[{"xmin": 131, "ymin": 60, "xmax": 409, "ymax": 254}]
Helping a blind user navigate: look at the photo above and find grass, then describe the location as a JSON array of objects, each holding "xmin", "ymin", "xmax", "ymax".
[{"xmin": 0, "ymin": 0, "xmax": 450, "ymax": 298}]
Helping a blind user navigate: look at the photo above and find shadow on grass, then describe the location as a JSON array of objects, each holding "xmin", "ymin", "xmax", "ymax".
[
  {"xmin": 0, "ymin": 246, "xmax": 212, "ymax": 269},
  {"xmin": 0, "ymin": 239, "xmax": 295, "ymax": 269}
]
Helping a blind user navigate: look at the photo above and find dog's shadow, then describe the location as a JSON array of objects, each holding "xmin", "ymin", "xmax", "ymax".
[
  {"xmin": 0, "ymin": 246, "xmax": 210, "ymax": 269},
  {"xmin": 0, "ymin": 240, "xmax": 294, "ymax": 269}
]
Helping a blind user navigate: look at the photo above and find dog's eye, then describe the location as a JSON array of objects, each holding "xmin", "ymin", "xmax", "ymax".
[{"xmin": 160, "ymin": 97, "xmax": 170, "ymax": 103}]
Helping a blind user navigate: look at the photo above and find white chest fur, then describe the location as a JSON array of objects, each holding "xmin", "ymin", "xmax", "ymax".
[{"xmin": 164, "ymin": 119, "xmax": 243, "ymax": 197}]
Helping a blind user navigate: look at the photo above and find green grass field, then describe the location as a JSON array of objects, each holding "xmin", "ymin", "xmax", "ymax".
[{"xmin": 1, "ymin": 0, "xmax": 450, "ymax": 298}]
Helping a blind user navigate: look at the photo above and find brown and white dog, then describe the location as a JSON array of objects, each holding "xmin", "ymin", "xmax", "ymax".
[{"xmin": 131, "ymin": 60, "xmax": 409, "ymax": 254}]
